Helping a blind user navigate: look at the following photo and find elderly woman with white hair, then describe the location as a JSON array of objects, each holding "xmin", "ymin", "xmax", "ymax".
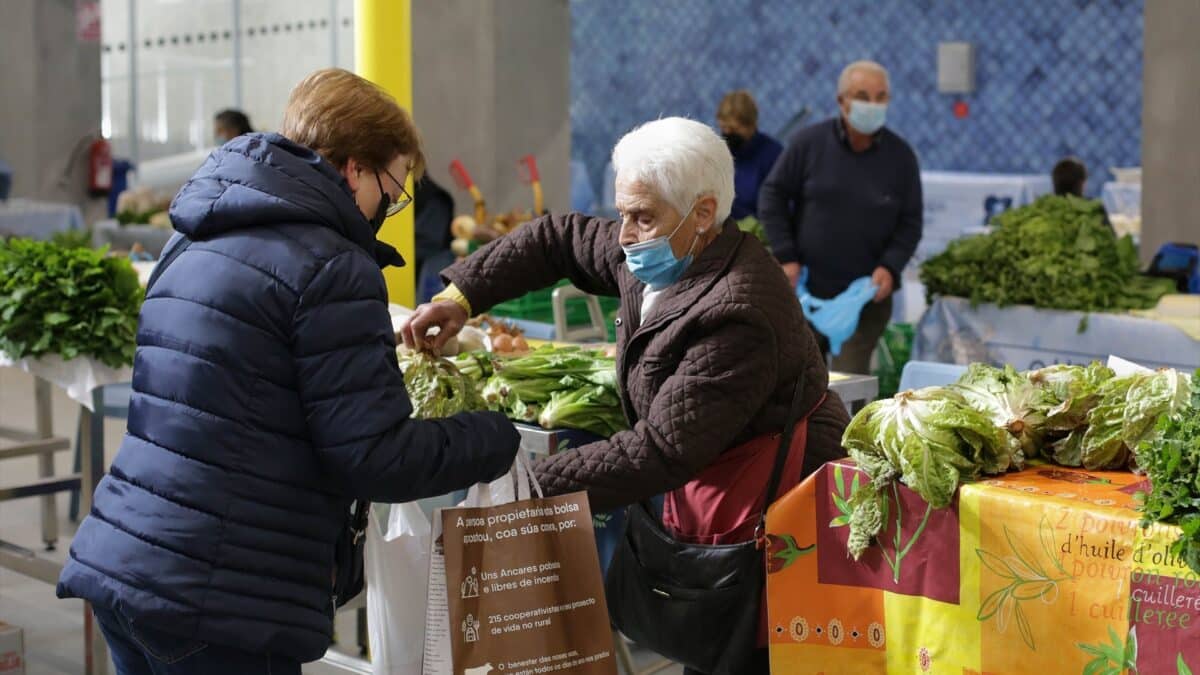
[{"xmin": 404, "ymin": 117, "xmax": 848, "ymax": 673}]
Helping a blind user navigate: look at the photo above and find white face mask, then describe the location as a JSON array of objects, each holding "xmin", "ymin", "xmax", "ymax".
[{"xmin": 847, "ymin": 101, "xmax": 888, "ymax": 135}]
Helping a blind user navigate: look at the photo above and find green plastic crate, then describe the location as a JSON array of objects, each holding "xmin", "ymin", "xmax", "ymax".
[
  {"xmin": 873, "ymin": 323, "xmax": 915, "ymax": 399},
  {"xmin": 490, "ymin": 281, "xmax": 620, "ymax": 341}
]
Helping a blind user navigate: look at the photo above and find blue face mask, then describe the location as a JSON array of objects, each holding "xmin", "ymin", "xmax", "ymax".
[
  {"xmin": 847, "ymin": 100, "xmax": 888, "ymax": 135},
  {"xmin": 622, "ymin": 202, "xmax": 700, "ymax": 290}
]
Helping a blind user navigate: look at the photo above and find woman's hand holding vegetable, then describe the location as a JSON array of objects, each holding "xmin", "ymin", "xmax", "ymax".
[{"xmin": 401, "ymin": 300, "xmax": 467, "ymax": 353}]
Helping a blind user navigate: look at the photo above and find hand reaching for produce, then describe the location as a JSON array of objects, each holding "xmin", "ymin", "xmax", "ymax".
[
  {"xmin": 781, "ymin": 262, "xmax": 803, "ymax": 288},
  {"xmin": 871, "ymin": 266, "xmax": 894, "ymax": 303},
  {"xmin": 401, "ymin": 300, "xmax": 468, "ymax": 353}
]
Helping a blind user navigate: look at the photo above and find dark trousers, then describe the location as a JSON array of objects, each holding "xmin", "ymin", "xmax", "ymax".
[
  {"xmin": 681, "ymin": 647, "xmax": 770, "ymax": 675},
  {"xmin": 93, "ymin": 606, "xmax": 300, "ymax": 675},
  {"xmin": 815, "ymin": 296, "xmax": 893, "ymax": 375}
]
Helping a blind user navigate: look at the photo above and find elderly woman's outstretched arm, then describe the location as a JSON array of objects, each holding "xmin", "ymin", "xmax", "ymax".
[{"xmin": 440, "ymin": 211, "xmax": 624, "ymax": 316}]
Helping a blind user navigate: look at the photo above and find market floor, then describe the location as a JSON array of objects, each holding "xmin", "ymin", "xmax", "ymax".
[{"xmin": 0, "ymin": 368, "xmax": 680, "ymax": 675}]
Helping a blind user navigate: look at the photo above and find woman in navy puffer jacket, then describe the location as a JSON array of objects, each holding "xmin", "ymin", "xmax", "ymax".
[{"xmin": 57, "ymin": 69, "xmax": 520, "ymax": 674}]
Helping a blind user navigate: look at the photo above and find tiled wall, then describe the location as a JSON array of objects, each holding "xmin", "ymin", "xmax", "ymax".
[{"xmin": 570, "ymin": 0, "xmax": 1143, "ymax": 197}]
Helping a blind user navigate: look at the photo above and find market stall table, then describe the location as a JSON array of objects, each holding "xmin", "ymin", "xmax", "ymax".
[
  {"xmin": 0, "ymin": 198, "xmax": 85, "ymax": 239},
  {"xmin": 91, "ymin": 218, "xmax": 175, "ymax": 258},
  {"xmin": 0, "ymin": 354, "xmax": 124, "ymax": 675},
  {"xmin": 765, "ymin": 460, "xmax": 1198, "ymax": 674},
  {"xmin": 914, "ymin": 296, "xmax": 1200, "ymax": 372}
]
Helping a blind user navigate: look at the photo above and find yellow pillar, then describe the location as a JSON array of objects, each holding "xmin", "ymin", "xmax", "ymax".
[{"xmin": 355, "ymin": 0, "xmax": 415, "ymax": 307}]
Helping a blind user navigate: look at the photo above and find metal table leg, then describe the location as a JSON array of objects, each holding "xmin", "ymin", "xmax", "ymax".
[{"xmin": 34, "ymin": 378, "xmax": 59, "ymax": 550}]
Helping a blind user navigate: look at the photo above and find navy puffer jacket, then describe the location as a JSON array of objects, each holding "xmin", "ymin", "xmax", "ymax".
[{"xmin": 57, "ymin": 133, "xmax": 519, "ymax": 662}]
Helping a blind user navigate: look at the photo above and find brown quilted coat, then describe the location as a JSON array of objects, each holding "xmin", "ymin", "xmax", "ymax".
[{"xmin": 443, "ymin": 213, "xmax": 849, "ymax": 511}]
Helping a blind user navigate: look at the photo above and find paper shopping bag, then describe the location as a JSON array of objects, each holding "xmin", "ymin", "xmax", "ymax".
[{"xmin": 425, "ymin": 491, "xmax": 616, "ymax": 675}]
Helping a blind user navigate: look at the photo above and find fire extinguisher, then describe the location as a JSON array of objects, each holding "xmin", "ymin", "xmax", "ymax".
[{"xmin": 88, "ymin": 137, "xmax": 113, "ymax": 197}]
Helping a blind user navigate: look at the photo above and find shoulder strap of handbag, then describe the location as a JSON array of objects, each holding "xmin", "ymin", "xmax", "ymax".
[
  {"xmin": 144, "ymin": 234, "xmax": 192, "ymax": 292},
  {"xmin": 755, "ymin": 369, "xmax": 808, "ymax": 542}
]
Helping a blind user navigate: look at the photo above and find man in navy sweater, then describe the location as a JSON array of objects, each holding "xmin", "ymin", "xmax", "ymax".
[{"xmin": 759, "ymin": 60, "xmax": 922, "ymax": 374}]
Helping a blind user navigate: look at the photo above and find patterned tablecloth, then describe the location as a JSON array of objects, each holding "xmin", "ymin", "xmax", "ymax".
[{"xmin": 765, "ymin": 460, "xmax": 1198, "ymax": 674}]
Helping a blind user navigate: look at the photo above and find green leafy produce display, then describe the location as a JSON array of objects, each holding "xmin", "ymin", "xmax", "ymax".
[
  {"xmin": 482, "ymin": 345, "xmax": 627, "ymax": 437},
  {"xmin": 398, "ymin": 351, "xmax": 486, "ymax": 419},
  {"xmin": 400, "ymin": 345, "xmax": 628, "ymax": 438},
  {"xmin": 919, "ymin": 195, "xmax": 1175, "ymax": 315},
  {"xmin": 950, "ymin": 364, "xmax": 1053, "ymax": 465},
  {"xmin": 841, "ymin": 360, "xmax": 1194, "ymax": 560},
  {"xmin": 735, "ymin": 215, "xmax": 770, "ymax": 245},
  {"xmin": 1028, "ymin": 362, "xmax": 1116, "ymax": 466},
  {"xmin": 0, "ymin": 238, "xmax": 142, "ymax": 368},
  {"xmin": 841, "ymin": 386, "xmax": 1011, "ymax": 559},
  {"xmin": 1137, "ymin": 370, "xmax": 1200, "ymax": 576}
]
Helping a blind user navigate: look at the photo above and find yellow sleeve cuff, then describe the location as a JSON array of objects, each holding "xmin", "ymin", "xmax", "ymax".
[{"xmin": 433, "ymin": 283, "xmax": 472, "ymax": 317}]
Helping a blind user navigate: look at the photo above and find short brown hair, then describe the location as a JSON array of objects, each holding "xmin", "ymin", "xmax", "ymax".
[
  {"xmin": 281, "ymin": 68, "xmax": 425, "ymax": 178},
  {"xmin": 717, "ymin": 90, "xmax": 759, "ymax": 129},
  {"xmin": 1052, "ymin": 157, "xmax": 1087, "ymax": 197}
]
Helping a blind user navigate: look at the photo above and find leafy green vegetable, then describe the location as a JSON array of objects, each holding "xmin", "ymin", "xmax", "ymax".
[
  {"xmin": 735, "ymin": 215, "xmax": 770, "ymax": 245},
  {"xmin": 538, "ymin": 385, "xmax": 627, "ymax": 437},
  {"xmin": 920, "ymin": 194, "xmax": 1176, "ymax": 317},
  {"xmin": 841, "ymin": 387, "xmax": 1009, "ymax": 559},
  {"xmin": 1027, "ymin": 362, "xmax": 1115, "ymax": 466},
  {"xmin": 1082, "ymin": 369, "xmax": 1193, "ymax": 470},
  {"xmin": 398, "ymin": 351, "xmax": 487, "ymax": 419},
  {"xmin": 479, "ymin": 345, "xmax": 628, "ymax": 437},
  {"xmin": 951, "ymin": 364, "xmax": 1052, "ymax": 465},
  {"xmin": 1137, "ymin": 370, "xmax": 1200, "ymax": 575},
  {"xmin": 50, "ymin": 229, "xmax": 94, "ymax": 250},
  {"xmin": 0, "ymin": 238, "xmax": 142, "ymax": 367}
]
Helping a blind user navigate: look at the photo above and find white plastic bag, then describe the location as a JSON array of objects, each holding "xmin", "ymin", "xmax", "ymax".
[
  {"xmin": 421, "ymin": 457, "xmax": 542, "ymax": 675},
  {"xmin": 367, "ymin": 502, "xmax": 432, "ymax": 675}
]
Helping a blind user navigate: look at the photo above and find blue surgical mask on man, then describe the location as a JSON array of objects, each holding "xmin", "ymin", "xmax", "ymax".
[
  {"xmin": 622, "ymin": 202, "xmax": 701, "ymax": 290},
  {"xmin": 847, "ymin": 101, "xmax": 888, "ymax": 135}
]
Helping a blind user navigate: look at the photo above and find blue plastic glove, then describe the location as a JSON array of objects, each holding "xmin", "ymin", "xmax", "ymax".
[{"xmin": 796, "ymin": 271, "xmax": 878, "ymax": 356}]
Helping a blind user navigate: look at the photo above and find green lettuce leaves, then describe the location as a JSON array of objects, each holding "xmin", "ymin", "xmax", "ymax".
[
  {"xmin": 841, "ymin": 387, "xmax": 1009, "ymax": 558},
  {"xmin": 1137, "ymin": 371, "xmax": 1200, "ymax": 575},
  {"xmin": 0, "ymin": 237, "xmax": 143, "ymax": 368}
]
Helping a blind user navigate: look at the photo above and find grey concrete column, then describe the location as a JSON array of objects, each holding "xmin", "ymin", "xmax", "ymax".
[
  {"xmin": 412, "ymin": 0, "xmax": 570, "ymax": 216},
  {"xmin": 1141, "ymin": 1, "xmax": 1200, "ymax": 262},
  {"xmin": 0, "ymin": 0, "xmax": 102, "ymax": 210}
]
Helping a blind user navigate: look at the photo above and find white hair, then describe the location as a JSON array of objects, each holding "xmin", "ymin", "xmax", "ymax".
[
  {"xmin": 610, "ymin": 117, "xmax": 735, "ymax": 225},
  {"xmin": 838, "ymin": 60, "xmax": 890, "ymax": 94}
]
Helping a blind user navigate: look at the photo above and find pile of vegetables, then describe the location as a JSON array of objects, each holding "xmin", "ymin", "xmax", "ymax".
[
  {"xmin": 0, "ymin": 238, "xmax": 142, "ymax": 368},
  {"xmin": 399, "ymin": 345, "xmax": 628, "ymax": 438},
  {"xmin": 840, "ymin": 361, "xmax": 1194, "ymax": 560},
  {"xmin": 480, "ymin": 346, "xmax": 626, "ymax": 437},
  {"xmin": 115, "ymin": 186, "xmax": 172, "ymax": 227},
  {"xmin": 1137, "ymin": 371, "xmax": 1200, "ymax": 575},
  {"xmin": 919, "ymin": 195, "xmax": 1175, "ymax": 316},
  {"xmin": 842, "ymin": 386, "xmax": 1011, "ymax": 558},
  {"xmin": 735, "ymin": 216, "xmax": 770, "ymax": 245}
]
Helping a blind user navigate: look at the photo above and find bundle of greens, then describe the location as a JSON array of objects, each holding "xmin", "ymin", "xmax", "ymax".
[
  {"xmin": 1027, "ymin": 362, "xmax": 1116, "ymax": 466},
  {"xmin": 1137, "ymin": 371, "xmax": 1200, "ymax": 575},
  {"xmin": 920, "ymin": 195, "xmax": 1175, "ymax": 315},
  {"xmin": 0, "ymin": 238, "xmax": 142, "ymax": 368},
  {"xmin": 735, "ymin": 215, "xmax": 770, "ymax": 245},
  {"xmin": 841, "ymin": 387, "xmax": 1010, "ymax": 558},
  {"xmin": 1081, "ymin": 368, "xmax": 1193, "ymax": 470},
  {"xmin": 482, "ymin": 345, "xmax": 626, "ymax": 437},
  {"xmin": 951, "ymin": 364, "xmax": 1052, "ymax": 466},
  {"xmin": 398, "ymin": 351, "xmax": 486, "ymax": 419}
]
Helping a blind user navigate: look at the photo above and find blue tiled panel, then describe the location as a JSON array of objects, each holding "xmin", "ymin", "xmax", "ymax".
[{"xmin": 570, "ymin": 0, "xmax": 1142, "ymax": 197}]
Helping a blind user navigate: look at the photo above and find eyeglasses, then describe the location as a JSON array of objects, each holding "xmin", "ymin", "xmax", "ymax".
[{"xmin": 376, "ymin": 168, "xmax": 413, "ymax": 217}]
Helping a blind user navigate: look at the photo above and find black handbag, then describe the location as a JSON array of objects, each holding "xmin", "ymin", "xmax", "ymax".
[
  {"xmin": 332, "ymin": 498, "xmax": 371, "ymax": 607},
  {"xmin": 149, "ymin": 235, "xmax": 371, "ymax": 610},
  {"xmin": 605, "ymin": 373, "xmax": 807, "ymax": 674}
]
